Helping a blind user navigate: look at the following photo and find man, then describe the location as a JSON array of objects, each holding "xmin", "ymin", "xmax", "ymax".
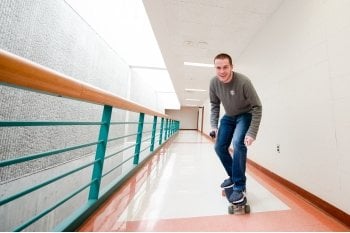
[{"xmin": 209, "ymin": 53, "xmax": 262, "ymax": 204}]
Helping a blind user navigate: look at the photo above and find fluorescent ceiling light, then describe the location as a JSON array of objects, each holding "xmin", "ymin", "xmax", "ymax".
[
  {"xmin": 184, "ymin": 62, "xmax": 214, "ymax": 68},
  {"xmin": 130, "ymin": 65, "xmax": 167, "ymax": 70},
  {"xmin": 185, "ymin": 88, "xmax": 206, "ymax": 92},
  {"xmin": 185, "ymin": 98, "xmax": 201, "ymax": 101}
]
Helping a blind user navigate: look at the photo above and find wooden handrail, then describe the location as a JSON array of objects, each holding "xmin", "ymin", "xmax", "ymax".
[{"xmin": 0, "ymin": 49, "xmax": 168, "ymax": 118}]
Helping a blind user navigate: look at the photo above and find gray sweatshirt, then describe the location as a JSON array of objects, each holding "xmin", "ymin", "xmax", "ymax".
[{"xmin": 209, "ymin": 72, "xmax": 262, "ymax": 139}]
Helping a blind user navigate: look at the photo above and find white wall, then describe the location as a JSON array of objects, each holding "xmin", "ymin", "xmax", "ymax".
[
  {"xmin": 203, "ymin": 0, "xmax": 350, "ymax": 214},
  {"xmin": 197, "ymin": 107, "xmax": 204, "ymax": 132},
  {"xmin": 166, "ymin": 107, "xmax": 199, "ymax": 130},
  {"xmin": 130, "ymin": 69, "xmax": 164, "ymax": 114}
]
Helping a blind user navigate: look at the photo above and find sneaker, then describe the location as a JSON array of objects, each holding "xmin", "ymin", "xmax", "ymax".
[
  {"xmin": 228, "ymin": 190, "xmax": 246, "ymax": 204},
  {"xmin": 220, "ymin": 178, "xmax": 234, "ymax": 188}
]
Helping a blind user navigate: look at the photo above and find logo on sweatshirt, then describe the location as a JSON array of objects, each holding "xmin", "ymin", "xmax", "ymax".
[{"xmin": 230, "ymin": 90, "xmax": 235, "ymax": 96}]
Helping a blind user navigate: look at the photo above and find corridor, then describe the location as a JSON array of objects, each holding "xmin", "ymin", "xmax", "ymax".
[{"xmin": 77, "ymin": 130, "xmax": 348, "ymax": 231}]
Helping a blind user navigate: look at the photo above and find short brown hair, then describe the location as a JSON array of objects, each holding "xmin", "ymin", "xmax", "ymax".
[{"xmin": 214, "ymin": 53, "xmax": 232, "ymax": 66}]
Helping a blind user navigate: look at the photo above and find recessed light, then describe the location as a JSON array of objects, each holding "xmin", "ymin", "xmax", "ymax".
[
  {"xmin": 185, "ymin": 98, "xmax": 201, "ymax": 101},
  {"xmin": 184, "ymin": 62, "xmax": 214, "ymax": 68},
  {"xmin": 197, "ymin": 41, "xmax": 208, "ymax": 49},
  {"xmin": 183, "ymin": 40, "xmax": 195, "ymax": 47}
]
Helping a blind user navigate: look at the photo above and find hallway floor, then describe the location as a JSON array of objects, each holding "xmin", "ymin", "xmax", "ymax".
[{"xmin": 78, "ymin": 130, "xmax": 349, "ymax": 231}]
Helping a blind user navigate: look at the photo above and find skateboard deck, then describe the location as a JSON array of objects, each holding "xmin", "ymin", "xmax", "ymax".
[{"xmin": 222, "ymin": 188, "xmax": 250, "ymax": 214}]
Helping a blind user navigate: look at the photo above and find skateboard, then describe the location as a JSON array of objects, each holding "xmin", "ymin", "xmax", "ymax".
[{"xmin": 222, "ymin": 188, "xmax": 250, "ymax": 214}]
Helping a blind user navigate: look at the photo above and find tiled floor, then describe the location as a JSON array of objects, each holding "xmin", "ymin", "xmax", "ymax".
[{"xmin": 78, "ymin": 130, "xmax": 349, "ymax": 231}]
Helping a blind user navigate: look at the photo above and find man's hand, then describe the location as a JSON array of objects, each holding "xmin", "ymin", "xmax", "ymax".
[
  {"xmin": 244, "ymin": 135, "xmax": 255, "ymax": 146},
  {"xmin": 209, "ymin": 129, "xmax": 218, "ymax": 139}
]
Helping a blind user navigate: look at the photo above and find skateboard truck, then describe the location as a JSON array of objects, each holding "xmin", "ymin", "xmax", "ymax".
[
  {"xmin": 228, "ymin": 197, "xmax": 250, "ymax": 214},
  {"xmin": 222, "ymin": 188, "xmax": 251, "ymax": 214}
]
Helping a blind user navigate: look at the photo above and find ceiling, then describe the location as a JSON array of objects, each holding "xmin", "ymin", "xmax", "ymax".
[{"xmin": 142, "ymin": 0, "xmax": 283, "ymax": 108}]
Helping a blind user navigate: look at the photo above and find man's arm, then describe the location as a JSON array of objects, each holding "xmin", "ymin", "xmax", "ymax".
[
  {"xmin": 209, "ymin": 81, "xmax": 220, "ymax": 130},
  {"xmin": 244, "ymin": 80, "xmax": 262, "ymax": 140}
]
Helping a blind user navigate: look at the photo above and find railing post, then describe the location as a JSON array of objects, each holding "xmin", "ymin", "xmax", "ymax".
[
  {"xmin": 150, "ymin": 116, "xmax": 157, "ymax": 152},
  {"xmin": 164, "ymin": 118, "xmax": 169, "ymax": 141},
  {"xmin": 168, "ymin": 119, "xmax": 172, "ymax": 137},
  {"xmin": 159, "ymin": 117, "xmax": 164, "ymax": 145},
  {"xmin": 166, "ymin": 119, "xmax": 170, "ymax": 140},
  {"xmin": 88, "ymin": 105, "xmax": 112, "ymax": 200},
  {"xmin": 133, "ymin": 113, "xmax": 145, "ymax": 165},
  {"xmin": 167, "ymin": 119, "xmax": 171, "ymax": 138},
  {"xmin": 170, "ymin": 120, "xmax": 174, "ymax": 136},
  {"xmin": 170, "ymin": 120, "xmax": 173, "ymax": 137}
]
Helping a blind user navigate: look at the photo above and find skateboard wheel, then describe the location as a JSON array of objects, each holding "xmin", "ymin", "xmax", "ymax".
[
  {"xmin": 228, "ymin": 205, "xmax": 234, "ymax": 214},
  {"xmin": 245, "ymin": 204, "xmax": 250, "ymax": 213}
]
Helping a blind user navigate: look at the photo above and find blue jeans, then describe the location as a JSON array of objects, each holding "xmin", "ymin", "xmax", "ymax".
[{"xmin": 214, "ymin": 113, "xmax": 252, "ymax": 192}]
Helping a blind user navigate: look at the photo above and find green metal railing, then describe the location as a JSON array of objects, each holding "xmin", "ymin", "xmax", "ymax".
[{"xmin": 0, "ymin": 49, "xmax": 180, "ymax": 231}]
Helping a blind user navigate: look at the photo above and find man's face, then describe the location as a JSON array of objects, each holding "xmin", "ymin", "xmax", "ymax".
[{"xmin": 214, "ymin": 58, "xmax": 233, "ymax": 83}]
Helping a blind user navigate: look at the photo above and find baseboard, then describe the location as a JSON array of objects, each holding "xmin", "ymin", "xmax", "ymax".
[{"xmin": 247, "ymin": 159, "xmax": 350, "ymax": 228}]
